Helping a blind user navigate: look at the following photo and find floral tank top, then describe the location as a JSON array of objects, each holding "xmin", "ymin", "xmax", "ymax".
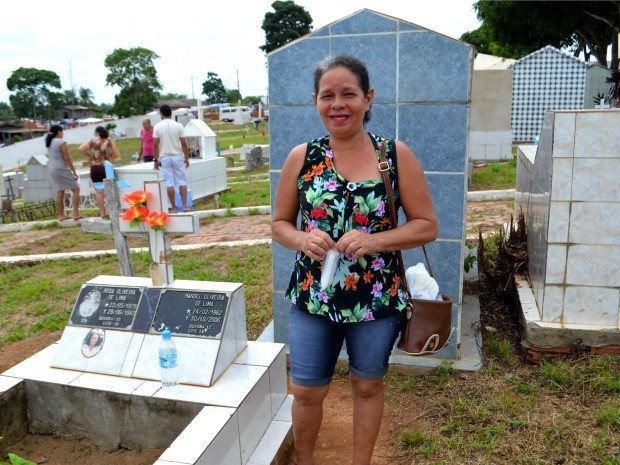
[{"xmin": 285, "ymin": 133, "xmax": 408, "ymax": 323}]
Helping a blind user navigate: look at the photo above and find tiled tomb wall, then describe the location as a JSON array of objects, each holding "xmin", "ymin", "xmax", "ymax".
[{"xmin": 516, "ymin": 109, "xmax": 620, "ymax": 335}]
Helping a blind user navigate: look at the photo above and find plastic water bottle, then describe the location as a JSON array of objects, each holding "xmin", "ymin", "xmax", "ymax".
[{"xmin": 159, "ymin": 330, "xmax": 179, "ymax": 391}]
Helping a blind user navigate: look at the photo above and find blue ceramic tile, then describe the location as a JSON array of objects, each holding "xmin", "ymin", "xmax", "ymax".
[
  {"xmin": 398, "ymin": 104, "xmax": 468, "ymax": 172},
  {"xmin": 330, "ymin": 35, "xmax": 397, "ymax": 104},
  {"xmin": 399, "ymin": 32, "xmax": 472, "ymax": 102},
  {"xmin": 365, "ymin": 104, "xmax": 396, "ymax": 140},
  {"xmin": 273, "ymin": 292, "xmax": 291, "ymax": 344},
  {"xmin": 269, "ymin": 38, "xmax": 330, "ymax": 105},
  {"xmin": 269, "ymin": 106, "xmax": 325, "ymax": 169},
  {"xmin": 272, "ymin": 241, "xmax": 297, "ymax": 291},
  {"xmin": 330, "ymin": 9, "xmax": 397, "ymax": 35},
  {"xmin": 311, "ymin": 26, "xmax": 330, "ymax": 37},
  {"xmin": 426, "ymin": 173, "xmax": 465, "ymax": 240},
  {"xmin": 399, "ymin": 22, "xmax": 425, "ymax": 32}
]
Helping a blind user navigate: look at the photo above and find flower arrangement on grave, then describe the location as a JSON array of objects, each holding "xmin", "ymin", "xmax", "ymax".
[{"xmin": 121, "ymin": 190, "xmax": 169, "ymax": 267}]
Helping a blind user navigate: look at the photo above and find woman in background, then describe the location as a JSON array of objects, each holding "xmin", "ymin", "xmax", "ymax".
[
  {"xmin": 46, "ymin": 125, "xmax": 83, "ymax": 221},
  {"xmin": 79, "ymin": 126, "xmax": 120, "ymax": 218}
]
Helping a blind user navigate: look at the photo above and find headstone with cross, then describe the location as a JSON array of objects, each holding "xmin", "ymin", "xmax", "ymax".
[{"xmin": 117, "ymin": 180, "xmax": 200, "ymax": 286}]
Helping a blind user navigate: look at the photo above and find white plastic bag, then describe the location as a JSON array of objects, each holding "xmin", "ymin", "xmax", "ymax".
[
  {"xmin": 320, "ymin": 249, "xmax": 341, "ymax": 290},
  {"xmin": 405, "ymin": 262, "xmax": 439, "ymax": 300}
]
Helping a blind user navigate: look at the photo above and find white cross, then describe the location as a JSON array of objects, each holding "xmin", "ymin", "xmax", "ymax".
[
  {"xmin": 595, "ymin": 98, "xmax": 610, "ymax": 109},
  {"xmin": 119, "ymin": 180, "xmax": 200, "ymax": 286}
]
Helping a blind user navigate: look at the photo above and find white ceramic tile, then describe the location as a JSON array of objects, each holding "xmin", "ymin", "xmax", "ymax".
[
  {"xmin": 52, "ymin": 326, "xmax": 133, "ymax": 375},
  {"xmin": 168, "ymin": 279, "xmax": 242, "ymax": 293},
  {"xmin": 547, "ymin": 201, "xmax": 570, "ymax": 244},
  {"xmin": 236, "ymin": 342, "xmax": 285, "ymax": 367},
  {"xmin": 550, "ymin": 158, "xmax": 573, "ymax": 201},
  {"xmin": 69, "ymin": 372, "xmax": 145, "ymax": 394},
  {"xmin": 247, "ymin": 420, "xmax": 292, "ymax": 465},
  {"xmin": 569, "ymin": 203, "xmax": 620, "ymax": 246},
  {"xmin": 572, "ymin": 159, "xmax": 620, "ymax": 202},
  {"xmin": 268, "ymin": 350, "xmax": 288, "ymax": 419},
  {"xmin": 552, "ymin": 112, "xmax": 575, "ymax": 157},
  {"xmin": 238, "ymin": 371, "xmax": 272, "ymax": 464},
  {"xmin": 232, "ymin": 290, "xmax": 249, "ymax": 355},
  {"xmin": 153, "ymin": 461, "xmax": 185, "ymax": 465},
  {"xmin": 563, "ymin": 286, "xmax": 619, "ymax": 326},
  {"xmin": 132, "ymin": 334, "xmax": 220, "ymax": 386},
  {"xmin": 159, "ymin": 405, "xmax": 236, "ymax": 464},
  {"xmin": 120, "ymin": 333, "xmax": 145, "ymax": 377},
  {"xmin": 196, "ymin": 411, "xmax": 242, "ymax": 465},
  {"xmin": 574, "ymin": 112, "xmax": 620, "ymax": 158},
  {"xmin": 153, "ymin": 364, "xmax": 267, "ymax": 408},
  {"xmin": 0, "ymin": 375, "xmax": 23, "ymax": 391},
  {"xmin": 3, "ymin": 344, "xmax": 82, "ymax": 385},
  {"xmin": 566, "ymin": 245, "xmax": 620, "ymax": 287},
  {"xmin": 86, "ymin": 275, "xmax": 151, "ymax": 287},
  {"xmin": 131, "ymin": 380, "xmax": 161, "ymax": 397},
  {"xmin": 274, "ymin": 395, "xmax": 294, "ymax": 423},
  {"xmin": 545, "ymin": 245, "xmax": 567, "ymax": 284},
  {"xmin": 542, "ymin": 285, "xmax": 564, "ymax": 323}
]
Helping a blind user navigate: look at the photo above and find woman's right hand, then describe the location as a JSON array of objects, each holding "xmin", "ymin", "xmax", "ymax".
[{"xmin": 300, "ymin": 229, "xmax": 336, "ymax": 261}]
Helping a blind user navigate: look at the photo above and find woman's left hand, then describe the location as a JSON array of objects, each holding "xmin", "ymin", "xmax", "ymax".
[{"xmin": 337, "ymin": 229, "xmax": 376, "ymax": 259}]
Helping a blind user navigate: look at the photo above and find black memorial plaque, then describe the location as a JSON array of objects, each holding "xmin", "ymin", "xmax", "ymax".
[
  {"xmin": 133, "ymin": 288, "xmax": 164, "ymax": 332},
  {"xmin": 69, "ymin": 285, "xmax": 143, "ymax": 330},
  {"xmin": 151, "ymin": 289, "xmax": 229, "ymax": 338}
]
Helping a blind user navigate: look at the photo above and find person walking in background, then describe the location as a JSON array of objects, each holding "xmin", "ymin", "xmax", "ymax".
[
  {"xmin": 153, "ymin": 104, "xmax": 190, "ymax": 212},
  {"xmin": 78, "ymin": 126, "xmax": 120, "ymax": 218},
  {"xmin": 138, "ymin": 118, "xmax": 154, "ymax": 162},
  {"xmin": 272, "ymin": 55, "xmax": 438, "ymax": 465},
  {"xmin": 46, "ymin": 125, "xmax": 83, "ymax": 221}
]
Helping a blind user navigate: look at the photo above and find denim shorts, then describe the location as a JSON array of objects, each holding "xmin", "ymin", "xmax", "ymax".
[{"xmin": 289, "ymin": 305, "xmax": 403, "ymax": 387}]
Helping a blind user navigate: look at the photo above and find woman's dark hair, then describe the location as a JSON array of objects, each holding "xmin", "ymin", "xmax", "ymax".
[
  {"xmin": 95, "ymin": 126, "xmax": 109, "ymax": 138},
  {"xmin": 45, "ymin": 124, "xmax": 63, "ymax": 147},
  {"xmin": 313, "ymin": 54, "xmax": 372, "ymax": 123}
]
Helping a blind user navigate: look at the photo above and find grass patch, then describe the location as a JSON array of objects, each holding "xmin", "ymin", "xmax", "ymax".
[
  {"xmin": 0, "ymin": 244, "xmax": 273, "ymax": 342},
  {"xmin": 470, "ymin": 159, "xmax": 517, "ymax": 191}
]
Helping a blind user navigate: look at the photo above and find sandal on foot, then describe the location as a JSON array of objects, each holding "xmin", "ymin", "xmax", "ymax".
[
  {"xmin": 58, "ymin": 216, "xmax": 71, "ymax": 222},
  {"xmin": 73, "ymin": 215, "xmax": 85, "ymax": 221}
]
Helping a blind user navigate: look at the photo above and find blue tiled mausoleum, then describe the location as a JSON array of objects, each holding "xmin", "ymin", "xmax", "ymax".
[{"xmin": 268, "ymin": 9, "xmax": 475, "ymax": 363}]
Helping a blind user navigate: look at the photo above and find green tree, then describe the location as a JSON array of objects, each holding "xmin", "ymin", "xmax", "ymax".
[
  {"xmin": 104, "ymin": 47, "xmax": 162, "ymax": 116},
  {"xmin": 242, "ymin": 95, "xmax": 264, "ymax": 106},
  {"xmin": 78, "ymin": 87, "xmax": 95, "ymax": 106},
  {"xmin": 226, "ymin": 88, "xmax": 242, "ymax": 104},
  {"xmin": 158, "ymin": 92, "xmax": 188, "ymax": 100},
  {"xmin": 0, "ymin": 102, "xmax": 14, "ymax": 121},
  {"xmin": 464, "ymin": 1, "xmax": 619, "ymax": 70},
  {"xmin": 260, "ymin": 0, "xmax": 313, "ymax": 53},
  {"xmin": 202, "ymin": 72, "xmax": 227, "ymax": 102},
  {"xmin": 6, "ymin": 67, "xmax": 61, "ymax": 119}
]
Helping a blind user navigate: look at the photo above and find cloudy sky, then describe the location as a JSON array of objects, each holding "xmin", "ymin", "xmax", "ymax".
[{"xmin": 1, "ymin": 0, "xmax": 481, "ymax": 105}]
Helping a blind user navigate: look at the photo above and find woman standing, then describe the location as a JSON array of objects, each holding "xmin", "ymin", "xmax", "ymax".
[
  {"xmin": 78, "ymin": 126, "xmax": 120, "ymax": 218},
  {"xmin": 46, "ymin": 125, "xmax": 82, "ymax": 221},
  {"xmin": 272, "ymin": 55, "xmax": 438, "ymax": 465}
]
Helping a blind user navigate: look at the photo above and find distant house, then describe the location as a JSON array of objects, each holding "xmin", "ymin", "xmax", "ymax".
[
  {"xmin": 0, "ymin": 121, "xmax": 46, "ymax": 146},
  {"xmin": 155, "ymin": 99, "xmax": 203, "ymax": 111},
  {"xmin": 56, "ymin": 105, "xmax": 97, "ymax": 121},
  {"xmin": 510, "ymin": 45, "xmax": 611, "ymax": 142}
]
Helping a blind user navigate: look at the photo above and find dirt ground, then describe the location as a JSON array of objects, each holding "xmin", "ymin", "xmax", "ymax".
[{"xmin": 0, "ymin": 201, "xmax": 515, "ymax": 464}]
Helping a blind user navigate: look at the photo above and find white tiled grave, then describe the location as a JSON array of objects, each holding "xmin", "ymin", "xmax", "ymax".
[
  {"xmin": 52, "ymin": 276, "xmax": 248, "ymax": 387},
  {"xmin": 1, "ymin": 341, "xmax": 292, "ymax": 465}
]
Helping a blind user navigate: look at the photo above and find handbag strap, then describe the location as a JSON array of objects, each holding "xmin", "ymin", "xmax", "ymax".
[{"xmin": 377, "ymin": 140, "xmax": 435, "ymax": 288}]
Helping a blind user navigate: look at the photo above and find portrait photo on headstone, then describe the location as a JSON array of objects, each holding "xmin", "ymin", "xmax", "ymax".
[{"xmin": 82, "ymin": 328, "xmax": 105, "ymax": 358}]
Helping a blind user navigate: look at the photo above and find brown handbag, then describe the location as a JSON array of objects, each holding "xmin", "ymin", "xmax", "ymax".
[{"xmin": 378, "ymin": 141, "xmax": 454, "ymax": 356}]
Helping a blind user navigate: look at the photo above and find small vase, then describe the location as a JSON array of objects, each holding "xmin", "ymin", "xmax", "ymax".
[{"xmin": 149, "ymin": 263, "xmax": 165, "ymax": 287}]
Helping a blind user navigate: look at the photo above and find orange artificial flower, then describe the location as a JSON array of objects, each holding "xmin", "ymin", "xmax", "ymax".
[
  {"xmin": 122, "ymin": 190, "xmax": 151, "ymax": 206},
  {"xmin": 144, "ymin": 211, "xmax": 169, "ymax": 230},
  {"xmin": 121, "ymin": 205, "xmax": 149, "ymax": 226}
]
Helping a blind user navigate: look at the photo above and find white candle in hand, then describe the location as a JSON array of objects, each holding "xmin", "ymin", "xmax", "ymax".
[{"xmin": 320, "ymin": 249, "xmax": 341, "ymax": 290}]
